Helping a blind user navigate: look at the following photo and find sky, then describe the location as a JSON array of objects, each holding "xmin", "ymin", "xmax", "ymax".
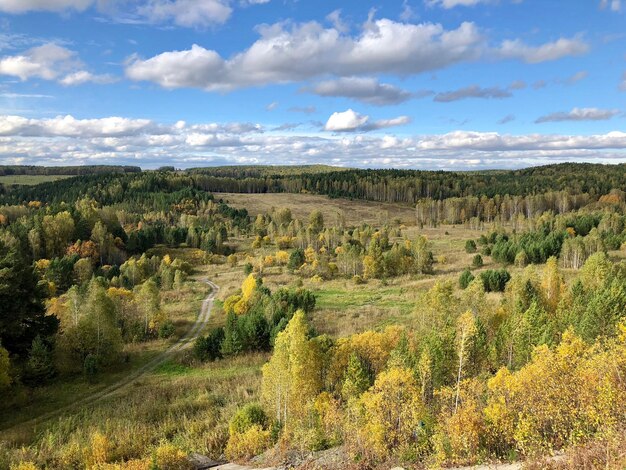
[{"xmin": 0, "ymin": 0, "xmax": 624, "ymax": 170}]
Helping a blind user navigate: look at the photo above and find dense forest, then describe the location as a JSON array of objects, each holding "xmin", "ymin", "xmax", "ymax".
[{"xmin": 187, "ymin": 163, "xmax": 626, "ymax": 202}]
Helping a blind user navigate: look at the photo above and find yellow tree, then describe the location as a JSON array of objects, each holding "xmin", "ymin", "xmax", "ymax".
[
  {"xmin": 348, "ymin": 367, "xmax": 428, "ymax": 461},
  {"xmin": 455, "ymin": 311, "xmax": 477, "ymax": 413},
  {"xmin": 540, "ymin": 256, "xmax": 563, "ymax": 313},
  {"xmin": 261, "ymin": 310, "xmax": 322, "ymax": 433}
]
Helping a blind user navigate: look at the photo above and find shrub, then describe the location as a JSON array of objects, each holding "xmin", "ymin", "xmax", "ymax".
[
  {"xmin": 353, "ymin": 275, "xmax": 365, "ymax": 285},
  {"xmin": 243, "ymin": 263, "xmax": 253, "ymax": 275},
  {"xmin": 459, "ymin": 269, "xmax": 475, "ymax": 289},
  {"xmin": 471, "ymin": 254, "xmax": 483, "ymax": 268},
  {"xmin": 152, "ymin": 442, "xmax": 190, "ymax": 470},
  {"xmin": 465, "ymin": 240, "xmax": 477, "ymax": 254},
  {"xmin": 158, "ymin": 321, "xmax": 175, "ymax": 339},
  {"xmin": 225, "ymin": 425, "xmax": 271, "ymax": 461},
  {"xmin": 229, "ymin": 403, "xmax": 268, "ymax": 435}
]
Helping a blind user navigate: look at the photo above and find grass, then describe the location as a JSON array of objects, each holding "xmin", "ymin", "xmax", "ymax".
[
  {"xmin": 0, "ymin": 175, "xmax": 74, "ymax": 186},
  {"xmin": 0, "ymin": 354, "xmax": 267, "ymax": 469},
  {"xmin": 215, "ymin": 192, "xmax": 417, "ymax": 226}
]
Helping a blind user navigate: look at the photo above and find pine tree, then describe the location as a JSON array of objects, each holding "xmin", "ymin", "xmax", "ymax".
[{"xmin": 341, "ymin": 352, "xmax": 371, "ymax": 401}]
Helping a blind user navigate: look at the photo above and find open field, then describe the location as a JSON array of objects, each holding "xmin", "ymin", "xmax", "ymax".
[
  {"xmin": 0, "ymin": 175, "xmax": 74, "ymax": 185},
  {"xmin": 215, "ymin": 192, "xmax": 417, "ymax": 226}
]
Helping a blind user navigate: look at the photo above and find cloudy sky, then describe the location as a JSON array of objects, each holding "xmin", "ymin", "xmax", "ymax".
[{"xmin": 0, "ymin": 0, "xmax": 625, "ymax": 169}]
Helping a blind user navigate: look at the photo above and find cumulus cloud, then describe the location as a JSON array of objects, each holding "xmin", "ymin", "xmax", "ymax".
[
  {"xmin": 498, "ymin": 37, "xmax": 589, "ymax": 63},
  {"xmin": 0, "ymin": 43, "xmax": 78, "ymax": 81},
  {"xmin": 305, "ymin": 77, "xmax": 412, "ymax": 105},
  {"xmin": 4, "ymin": 113, "xmax": 626, "ymax": 170},
  {"xmin": 434, "ymin": 85, "xmax": 512, "ymax": 102},
  {"xmin": 535, "ymin": 107, "xmax": 620, "ymax": 123},
  {"xmin": 0, "ymin": 43, "xmax": 114, "ymax": 86},
  {"xmin": 126, "ymin": 19, "xmax": 485, "ymax": 91},
  {"xmin": 125, "ymin": 17, "xmax": 588, "ymax": 92},
  {"xmin": 324, "ymin": 109, "xmax": 411, "ymax": 132}
]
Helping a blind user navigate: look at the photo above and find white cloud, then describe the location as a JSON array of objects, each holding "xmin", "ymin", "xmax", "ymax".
[
  {"xmin": 59, "ymin": 70, "xmax": 117, "ymax": 86},
  {"xmin": 126, "ymin": 19, "xmax": 485, "ymax": 91},
  {"xmin": 0, "ymin": 43, "xmax": 113, "ymax": 86},
  {"xmin": 434, "ymin": 85, "xmax": 512, "ymax": 102},
  {"xmin": 498, "ymin": 37, "xmax": 589, "ymax": 63},
  {"xmin": 125, "ymin": 17, "xmax": 589, "ymax": 91},
  {"xmin": 0, "ymin": 0, "xmax": 93, "ymax": 13},
  {"xmin": 620, "ymin": 72, "xmax": 626, "ymax": 91},
  {"xmin": 427, "ymin": 0, "xmax": 494, "ymax": 8},
  {"xmin": 3, "ymin": 113, "xmax": 626, "ymax": 170},
  {"xmin": 0, "ymin": 43, "xmax": 78, "ymax": 81},
  {"xmin": 535, "ymin": 107, "xmax": 620, "ymax": 123},
  {"xmin": 136, "ymin": 0, "xmax": 232, "ymax": 28},
  {"xmin": 306, "ymin": 77, "xmax": 412, "ymax": 105},
  {"xmin": 324, "ymin": 109, "xmax": 369, "ymax": 131},
  {"xmin": 324, "ymin": 109, "xmax": 410, "ymax": 132}
]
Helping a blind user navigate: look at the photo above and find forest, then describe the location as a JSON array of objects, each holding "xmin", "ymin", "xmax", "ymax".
[{"xmin": 1, "ymin": 164, "xmax": 625, "ymax": 469}]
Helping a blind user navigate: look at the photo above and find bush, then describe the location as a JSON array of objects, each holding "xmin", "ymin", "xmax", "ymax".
[
  {"xmin": 459, "ymin": 269, "xmax": 475, "ymax": 289},
  {"xmin": 353, "ymin": 275, "xmax": 366, "ymax": 285},
  {"xmin": 152, "ymin": 442, "xmax": 190, "ymax": 470},
  {"xmin": 243, "ymin": 263, "xmax": 253, "ymax": 275},
  {"xmin": 465, "ymin": 240, "xmax": 477, "ymax": 253},
  {"xmin": 158, "ymin": 321, "xmax": 175, "ymax": 339},
  {"xmin": 193, "ymin": 327, "xmax": 225, "ymax": 362},
  {"xmin": 225, "ymin": 425, "xmax": 271, "ymax": 461},
  {"xmin": 229, "ymin": 403, "xmax": 268, "ymax": 435},
  {"xmin": 472, "ymin": 254, "xmax": 483, "ymax": 268}
]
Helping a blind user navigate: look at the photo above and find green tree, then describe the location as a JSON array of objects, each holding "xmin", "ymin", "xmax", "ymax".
[{"xmin": 341, "ymin": 352, "xmax": 372, "ymax": 401}]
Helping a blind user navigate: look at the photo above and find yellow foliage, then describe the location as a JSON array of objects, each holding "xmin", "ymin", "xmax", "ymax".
[
  {"xmin": 241, "ymin": 274, "xmax": 257, "ymax": 302},
  {"xmin": 10, "ymin": 463, "xmax": 38, "ymax": 470},
  {"xmin": 225, "ymin": 425, "xmax": 271, "ymax": 461},
  {"xmin": 348, "ymin": 367, "xmax": 428, "ymax": 462},
  {"xmin": 275, "ymin": 250, "xmax": 289, "ymax": 265},
  {"xmin": 34, "ymin": 258, "xmax": 50, "ymax": 272},
  {"xmin": 153, "ymin": 442, "xmax": 189, "ymax": 470},
  {"xmin": 329, "ymin": 326, "xmax": 404, "ymax": 389},
  {"xmin": 84, "ymin": 432, "xmax": 109, "ymax": 467}
]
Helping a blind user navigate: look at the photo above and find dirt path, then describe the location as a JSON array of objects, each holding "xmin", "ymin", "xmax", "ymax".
[{"xmin": 1, "ymin": 279, "xmax": 219, "ymax": 434}]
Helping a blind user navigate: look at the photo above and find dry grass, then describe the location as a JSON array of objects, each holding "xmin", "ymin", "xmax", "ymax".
[{"xmin": 215, "ymin": 192, "xmax": 417, "ymax": 226}]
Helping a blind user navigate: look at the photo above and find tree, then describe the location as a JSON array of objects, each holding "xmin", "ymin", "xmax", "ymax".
[
  {"xmin": 0, "ymin": 233, "xmax": 58, "ymax": 357},
  {"xmin": 261, "ymin": 310, "xmax": 322, "ymax": 431},
  {"xmin": 287, "ymin": 248, "xmax": 305, "ymax": 271},
  {"xmin": 348, "ymin": 367, "xmax": 429, "ymax": 461},
  {"xmin": 465, "ymin": 240, "xmax": 477, "ymax": 253},
  {"xmin": 341, "ymin": 352, "xmax": 371, "ymax": 401},
  {"xmin": 455, "ymin": 311, "xmax": 477, "ymax": 413},
  {"xmin": 135, "ymin": 278, "xmax": 161, "ymax": 337},
  {"xmin": 42, "ymin": 211, "xmax": 75, "ymax": 258},
  {"xmin": 308, "ymin": 210, "xmax": 324, "ymax": 234},
  {"xmin": 23, "ymin": 335, "xmax": 56, "ymax": 386}
]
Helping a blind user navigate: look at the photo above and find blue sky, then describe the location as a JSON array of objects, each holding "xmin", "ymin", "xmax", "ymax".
[{"xmin": 0, "ymin": 0, "xmax": 624, "ymax": 169}]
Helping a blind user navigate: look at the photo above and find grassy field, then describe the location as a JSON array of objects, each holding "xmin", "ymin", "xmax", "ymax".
[
  {"xmin": 0, "ymin": 175, "xmax": 74, "ymax": 185},
  {"xmin": 215, "ymin": 192, "xmax": 417, "ymax": 226}
]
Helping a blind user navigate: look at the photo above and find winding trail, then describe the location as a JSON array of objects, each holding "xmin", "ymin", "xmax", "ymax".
[{"xmin": 1, "ymin": 279, "xmax": 219, "ymax": 434}]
